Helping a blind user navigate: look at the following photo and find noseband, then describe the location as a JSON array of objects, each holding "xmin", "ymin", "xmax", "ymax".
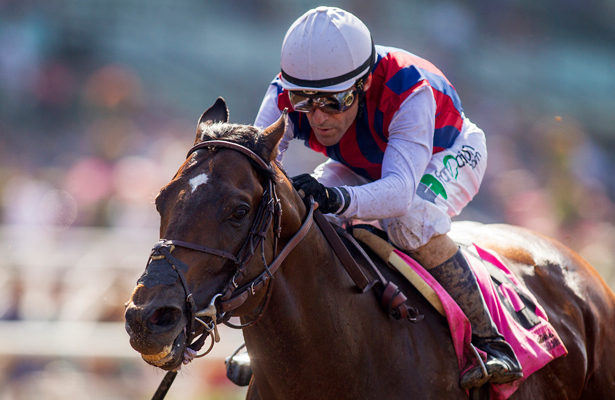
[{"xmin": 141, "ymin": 140, "xmax": 315, "ymax": 358}]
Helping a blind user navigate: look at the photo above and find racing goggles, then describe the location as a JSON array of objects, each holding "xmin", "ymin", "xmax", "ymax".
[{"xmin": 288, "ymin": 88, "xmax": 357, "ymax": 114}]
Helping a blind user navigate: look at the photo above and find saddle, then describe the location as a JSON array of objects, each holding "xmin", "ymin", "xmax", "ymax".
[{"xmin": 346, "ymin": 223, "xmax": 568, "ymax": 400}]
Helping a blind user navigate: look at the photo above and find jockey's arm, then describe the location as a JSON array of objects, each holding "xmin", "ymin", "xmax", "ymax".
[
  {"xmin": 254, "ymin": 83, "xmax": 436, "ymax": 221},
  {"xmin": 338, "ymin": 86, "xmax": 435, "ymax": 220}
]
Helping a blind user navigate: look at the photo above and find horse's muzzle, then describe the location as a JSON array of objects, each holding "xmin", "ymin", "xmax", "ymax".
[{"xmin": 124, "ymin": 300, "xmax": 187, "ymax": 366}]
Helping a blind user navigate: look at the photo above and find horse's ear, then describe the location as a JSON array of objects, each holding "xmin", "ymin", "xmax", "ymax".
[
  {"xmin": 259, "ymin": 109, "xmax": 288, "ymax": 163},
  {"xmin": 195, "ymin": 97, "xmax": 229, "ymax": 142},
  {"xmin": 199, "ymin": 97, "xmax": 229, "ymax": 125}
]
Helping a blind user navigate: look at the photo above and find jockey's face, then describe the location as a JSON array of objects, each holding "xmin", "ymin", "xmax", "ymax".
[{"xmin": 306, "ymin": 75, "xmax": 372, "ymax": 147}]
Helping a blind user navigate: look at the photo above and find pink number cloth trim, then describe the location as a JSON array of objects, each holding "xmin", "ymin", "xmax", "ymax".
[{"xmin": 393, "ymin": 244, "xmax": 567, "ymax": 399}]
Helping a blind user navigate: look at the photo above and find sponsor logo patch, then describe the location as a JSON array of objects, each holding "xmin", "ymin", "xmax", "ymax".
[{"xmin": 417, "ymin": 145, "xmax": 482, "ymax": 203}]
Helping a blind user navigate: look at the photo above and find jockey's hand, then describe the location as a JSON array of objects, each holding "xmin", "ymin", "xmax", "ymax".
[{"xmin": 291, "ymin": 173, "xmax": 349, "ymax": 215}]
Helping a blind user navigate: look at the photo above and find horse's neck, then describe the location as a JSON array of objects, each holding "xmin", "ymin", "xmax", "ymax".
[
  {"xmin": 244, "ymin": 225, "xmax": 357, "ymax": 335},
  {"xmin": 243, "ymin": 221, "xmax": 465, "ymax": 397},
  {"xmin": 239, "ymin": 197, "xmax": 471, "ymax": 398}
]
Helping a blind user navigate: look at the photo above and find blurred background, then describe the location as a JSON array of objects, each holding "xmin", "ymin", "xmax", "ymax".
[{"xmin": 1, "ymin": 0, "xmax": 614, "ymax": 398}]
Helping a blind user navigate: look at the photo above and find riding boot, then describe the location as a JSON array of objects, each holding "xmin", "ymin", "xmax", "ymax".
[{"xmin": 428, "ymin": 248, "xmax": 523, "ymax": 390}]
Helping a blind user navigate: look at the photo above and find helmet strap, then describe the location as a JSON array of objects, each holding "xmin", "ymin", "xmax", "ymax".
[{"xmin": 355, "ymin": 70, "xmax": 371, "ymax": 119}]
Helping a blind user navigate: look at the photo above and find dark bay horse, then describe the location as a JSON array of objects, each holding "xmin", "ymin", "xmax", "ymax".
[{"xmin": 124, "ymin": 98, "xmax": 615, "ymax": 399}]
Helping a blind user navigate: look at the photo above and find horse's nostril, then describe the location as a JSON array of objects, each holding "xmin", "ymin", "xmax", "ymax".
[{"xmin": 149, "ymin": 307, "xmax": 182, "ymax": 328}]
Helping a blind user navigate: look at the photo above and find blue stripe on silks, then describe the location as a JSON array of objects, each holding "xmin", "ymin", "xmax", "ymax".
[
  {"xmin": 421, "ymin": 70, "xmax": 464, "ymax": 115},
  {"xmin": 287, "ymin": 113, "xmax": 312, "ymax": 144},
  {"xmin": 434, "ymin": 125, "xmax": 461, "ymax": 149},
  {"xmin": 383, "ymin": 61, "xmax": 464, "ymax": 116},
  {"xmin": 373, "ymin": 107, "xmax": 387, "ymax": 143},
  {"xmin": 327, "ymin": 143, "xmax": 342, "ymax": 164},
  {"xmin": 386, "ymin": 65, "xmax": 423, "ymax": 96},
  {"xmin": 356, "ymin": 108, "xmax": 385, "ymax": 164},
  {"xmin": 373, "ymin": 51, "xmax": 384, "ymax": 72}
]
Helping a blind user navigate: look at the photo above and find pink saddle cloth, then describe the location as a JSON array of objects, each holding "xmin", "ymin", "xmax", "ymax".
[{"xmin": 393, "ymin": 244, "xmax": 568, "ymax": 400}]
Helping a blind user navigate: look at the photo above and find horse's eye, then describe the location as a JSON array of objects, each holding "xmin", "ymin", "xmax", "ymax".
[{"xmin": 230, "ymin": 207, "xmax": 249, "ymax": 222}]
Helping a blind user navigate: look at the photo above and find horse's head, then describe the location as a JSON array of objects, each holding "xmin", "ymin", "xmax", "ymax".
[{"xmin": 124, "ymin": 98, "xmax": 304, "ymax": 371}]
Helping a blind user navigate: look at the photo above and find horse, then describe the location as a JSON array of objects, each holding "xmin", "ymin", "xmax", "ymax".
[{"xmin": 124, "ymin": 98, "xmax": 615, "ymax": 399}]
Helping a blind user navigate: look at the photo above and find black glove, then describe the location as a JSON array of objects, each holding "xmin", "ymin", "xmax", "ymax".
[{"xmin": 291, "ymin": 173, "xmax": 350, "ymax": 215}]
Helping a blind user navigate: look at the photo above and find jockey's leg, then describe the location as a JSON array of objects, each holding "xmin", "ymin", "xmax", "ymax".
[
  {"xmin": 426, "ymin": 239, "xmax": 523, "ymax": 389},
  {"xmin": 386, "ymin": 214, "xmax": 523, "ymax": 389},
  {"xmin": 383, "ymin": 123, "xmax": 521, "ymax": 389}
]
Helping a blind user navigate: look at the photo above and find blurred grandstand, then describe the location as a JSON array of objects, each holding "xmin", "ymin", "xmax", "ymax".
[{"xmin": 1, "ymin": 0, "xmax": 614, "ymax": 398}]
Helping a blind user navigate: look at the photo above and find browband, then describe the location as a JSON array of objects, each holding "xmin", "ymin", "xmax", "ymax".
[{"xmin": 187, "ymin": 140, "xmax": 271, "ymax": 171}]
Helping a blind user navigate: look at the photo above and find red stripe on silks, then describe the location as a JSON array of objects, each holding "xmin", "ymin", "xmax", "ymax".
[
  {"xmin": 277, "ymin": 90, "xmax": 294, "ymax": 112},
  {"xmin": 436, "ymin": 111, "xmax": 463, "ymax": 131},
  {"xmin": 370, "ymin": 60, "xmax": 386, "ymax": 94},
  {"xmin": 338, "ymin": 122, "xmax": 382, "ymax": 180},
  {"xmin": 308, "ymin": 131, "xmax": 328, "ymax": 157},
  {"xmin": 433, "ymin": 146, "xmax": 445, "ymax": 154},
  {"xmin": 377, "ymin": 52, "xmax": 404, "ymax": 82},
  {"xmin": 433, "ymin": 90, "xmax": 463, "ymax": 131}
]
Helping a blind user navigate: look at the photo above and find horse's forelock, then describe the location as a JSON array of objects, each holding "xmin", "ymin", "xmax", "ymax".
[
  {"xmin": 196, "ymin": 122, "xmax": 278, "ymax": 181},
  {"xmin": 197, "ymin": 122, "xmax": 259, "ymax": 148}
]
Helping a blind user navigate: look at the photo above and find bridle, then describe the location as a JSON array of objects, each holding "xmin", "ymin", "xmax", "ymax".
[
  {"xmin": 143, "ymin": 138, "xmax": 423, "ymax": 400},
  {"xmin": 143, "ymin": 139, "xmax": 315, "ymax": 359}
]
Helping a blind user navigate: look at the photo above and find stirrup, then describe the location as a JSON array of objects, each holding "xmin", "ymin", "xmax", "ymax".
[
  {"xmin": 460, "ymin": 344, "xmax": 491, "ymax": 390},
  {"xmin": 475, "ymin": 338, "xmax": 523, "ymax": 385},
  {"xmin": 225, "ymin": 343, "xmax": 252, "ymax": 386}
]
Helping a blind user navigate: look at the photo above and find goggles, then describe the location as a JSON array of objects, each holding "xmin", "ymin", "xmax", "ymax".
[{"xmin": 288, "ymin": 88, "xmax": 357, "ymax": 114}]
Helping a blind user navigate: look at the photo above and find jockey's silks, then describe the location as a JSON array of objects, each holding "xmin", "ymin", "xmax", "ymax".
[{"xmin": 274, "ymin": 45, "xmax": 465, "ymax": 181}]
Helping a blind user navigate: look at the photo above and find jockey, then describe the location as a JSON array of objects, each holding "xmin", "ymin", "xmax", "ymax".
[{"xmin": 254, "ymin": 6, "xmax": 522, "ymax": 390}]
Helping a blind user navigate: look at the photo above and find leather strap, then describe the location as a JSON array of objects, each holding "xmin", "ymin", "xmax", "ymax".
[
  {"xmin": 162, "ymin": 239, "xmax": 239, "ymax": 264},
  {"xmin": 151, "ymin": 371, "xmax": 177, "ymax": 400},
  {"xmin": 329, "ymin": 222, "xmax": 422, "ymax": 322},
  {"xmin": 382, "ymin": 282, "xmax": 409, "ymax": 320},
  {"xmin": 219, "ymin": 197, "xmax": 316, "ymax": 312},
  {"xmin": 339, "ymin": 226, "xmax": 423, "ymax": 322},
  {"xmin": 313, "ymin": 209, "xmax": 374, "ymax": 292},
  {"xmin": 187, "ymin": 140, "xmax": 271, "ymax": 171}
]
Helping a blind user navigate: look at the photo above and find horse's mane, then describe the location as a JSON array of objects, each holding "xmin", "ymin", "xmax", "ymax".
[{"xmin": 196, "ymin": 121, "xmax": 282, "ymax": 181}]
